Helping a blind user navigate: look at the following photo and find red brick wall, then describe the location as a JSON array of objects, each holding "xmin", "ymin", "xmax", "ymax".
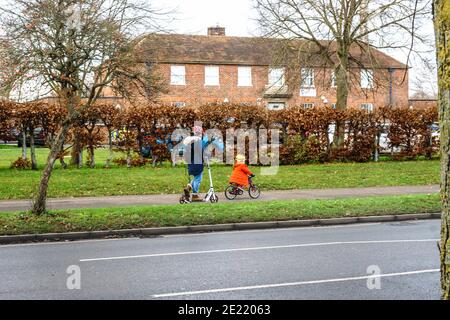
[
  {"xmin": 154, "ymin": 63, "xmax": 409, "ymax": 109},
  {"xmin": 409, "ymin": 99, "xmax": 437, "ymax": 110}
]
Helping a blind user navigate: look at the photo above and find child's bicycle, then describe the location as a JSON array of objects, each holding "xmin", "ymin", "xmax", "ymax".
[{"xmin": 225, "ymin": 174, "xmax": 261, "ymax": 200}]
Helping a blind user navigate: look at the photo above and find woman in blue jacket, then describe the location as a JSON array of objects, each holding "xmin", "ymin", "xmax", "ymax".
[{"xmin": 183, "ymin": 126, "xmax": 223, "ymax": 202}]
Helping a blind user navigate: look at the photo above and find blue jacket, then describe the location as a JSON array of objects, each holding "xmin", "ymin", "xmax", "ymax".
[{"xmin": 187, "ymin": 135, "xmax": 224, "ymax": 176}]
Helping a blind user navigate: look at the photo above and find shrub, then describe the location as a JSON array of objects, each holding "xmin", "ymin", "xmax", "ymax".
[
  {"xmin": 280, "ymin": 134, "xmax": 326, "ymax": 165},
  {"xmin": 10, "ymin": 157, "xmax": 32, "ymax": 169},
  {"xmin": 112, "ymin": 155, "xmax": 149, "ymax": 167}
]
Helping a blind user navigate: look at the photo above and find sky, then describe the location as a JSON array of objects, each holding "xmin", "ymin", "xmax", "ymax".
[{"xmin": 162, "ymin": 0, "xmax": 259, "ymax": 37}]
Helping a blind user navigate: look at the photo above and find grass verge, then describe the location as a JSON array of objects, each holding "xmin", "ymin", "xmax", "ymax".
[
  {"xmin": 0, "ymin": 194, "xmax": 440, "ymax": 236},
  {"xmin": 0, "ymin": 158, "xmax": 440, "ymax": 200}
]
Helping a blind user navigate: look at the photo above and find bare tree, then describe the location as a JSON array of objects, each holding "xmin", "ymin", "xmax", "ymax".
[
  {"xmin": 255, "ymin": 0, "xmax": 430, "ymax": 146},
  {"xmin": 0, "ymin": 38, "xmax": 21, "ymax": 100},
  {"xmin": 433, "ymin": 0, "xmax": 450, "ymax": 300},
  {"xmin": 0, "ymin": 0, "xmax": 169, "ymax": 214}
]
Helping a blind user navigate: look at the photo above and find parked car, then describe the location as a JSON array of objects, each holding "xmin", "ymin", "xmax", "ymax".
[{"xmin": 17, "ymin": 128, "xmax": 46, "ymax": 147}]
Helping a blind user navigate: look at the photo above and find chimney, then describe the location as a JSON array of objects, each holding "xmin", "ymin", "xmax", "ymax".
[{"xmin": 207, "ymin": 26, "xmax": 225, "ymax": 36}]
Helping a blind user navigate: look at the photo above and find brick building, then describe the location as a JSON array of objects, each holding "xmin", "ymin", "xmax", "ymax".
[
  {"xmin": 135, "ymin": 27, "xmax": 409, "ymax": 110},
  {"xmin": 409, "ymin": 98, "xmax": 438, "ymax": 110}
]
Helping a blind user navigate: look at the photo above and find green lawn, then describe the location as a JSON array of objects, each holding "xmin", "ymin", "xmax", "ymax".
[
  {"xmin": 0, "ymin": 194, "xmax": 440, "ymax": 235},
  {"xmin": 0, "ymin": 146, "xmax": 440, "ymax": 200}
]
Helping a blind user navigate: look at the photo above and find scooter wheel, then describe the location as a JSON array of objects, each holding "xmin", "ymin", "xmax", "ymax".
[{"xmin": 210, "ymin": 194, "xmax": 219, "ymax": 203}]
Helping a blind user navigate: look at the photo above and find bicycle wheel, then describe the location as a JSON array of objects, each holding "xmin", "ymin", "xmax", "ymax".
[
  {"xmin": 248, "ymin": 185, "xmax": 261, "ymax": 199},
  {"xmin": 225, "ymin": 185, "xmax": 237, "ymax": 200}
]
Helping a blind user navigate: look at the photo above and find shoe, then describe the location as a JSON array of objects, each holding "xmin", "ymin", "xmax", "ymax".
[{"xmin": 191, "ymin": 194, "xmax": 203, "ymax": 202}]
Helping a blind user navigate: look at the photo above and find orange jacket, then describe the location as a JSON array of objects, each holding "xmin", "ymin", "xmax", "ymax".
[{"xmin": 229, "ymin": 162, "xmax": 253, "ymax": 187}]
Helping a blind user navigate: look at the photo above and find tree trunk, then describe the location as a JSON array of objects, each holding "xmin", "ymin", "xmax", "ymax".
[
  {"xmin": 105, "ymin": 129, "xmax": 113, "ymax": 168},
  {"xmin": 334, "ymin": 56, "xmax": 349, "ymax": 148},
  {"xmin": 59, "ymin": 143, "xmax": 67, "ymax": 169},
  {"xmin": 88, "ymin": 145, "xmax": 95, "ymax": 168},
  {"xmin": 21, "ymin": 125, "xmax": 27, "ymax": 160},
  {"xmin": 434, "ymin": 0, "xmax": 450, "ymax": 300},
  {"xmin": 373, "ymin": 131, "xmax": 380, "ymax": 162},
  {"xmin": 78, "ymin": 149, "xmax": 83, "ymax": 168},
  {"xmin": 32, "ymin": 120, "xmax": 71, "ymax": 214},
  {"xmin": 126, "ymin": 148, "xmax": 132, "ymax": 168},
  {"xmin": 29, "ymin": 127, "xmax": 37, "ymax": 170},
  {"xmin": 71, "ymin": 133, "xmax": 82, "ymax": 167}
]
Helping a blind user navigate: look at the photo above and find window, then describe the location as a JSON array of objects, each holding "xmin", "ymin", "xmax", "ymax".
[
  {"xmin": 268, "ymin": 68, "xmax": 285, "ymax": 87},
  {"xmin": 238, "ymin": 67, "xmax": 252, "ymax": 86},
  {"xmin": 301, "ymin": 68, "xmax": 314, "ymax": 87},
  {"xmin": 172, "ymin": 102, "xmax": 186, "ymax": 108},
  {"xmin": 331, "ymin": 71, "xmax": 337, "ymax": 87},
  {"xmin": 205, "ymin": 66, "xmax": 220, "ymax": 86},
  {"xmin": 331, "ymin": 103, "xmax": 337, "ymax": 109},
  {"xmin": 170, "ymin": 66, "xmax": 185, "ymax": 85},
  {"xmin": 267, "ymin": 102, "xmax": 286, "ymax": 110},
  {"xmin": 303, "ymin": 103, "xmax": 314, "ymax": 109},
  {"xmin": 361, "ymin": 69, "xmax": 374, "ymax": 89},
  {"xmin": 360, "ymin": 103, "xmax": 374, "ymax": 112}
]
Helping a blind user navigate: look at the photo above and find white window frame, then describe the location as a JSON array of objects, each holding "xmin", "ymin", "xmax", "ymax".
[
  {"xmin": 172, "ymin": 102, "xmax": 186, "ymax": 108},
  {"xmin": 301, "ymin": 68, "xmax": 314, "ymax": 88},
  {"xmin": 361, "ymin": 69, "xmax": 374, "ymax": 89},
  {"xmin": 268, "ymin": 68, "xmax": 285, "ymax": 87},
  {"xmin": 360, "ymin": 103, "xmax": 374, "ymax": 112},
  {"xmin": 303, "ymin": 103, "xmax": 314, "ymax": 109},
  {"xmin": 205, "ymin": 66, "xmax": 220, "ymax": 86},
  {"xmin": 331, "ymin": 71, "xmax": 337, "ymax": 88},
  {"xmin": 170, "ymin": 65, "xmax": 186, "ymax": 86},
  {"xmin": 238, "ymin": 66, "xmax": 252, "ymax": 87},
  {"xmin": 267, "ymin": 102, "xmax": 286, "ymax": 110}
]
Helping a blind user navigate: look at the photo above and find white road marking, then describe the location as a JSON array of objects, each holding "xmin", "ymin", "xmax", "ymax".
[
  {"xmin": 79, "ymin": 239, "xmax": 439, "ymax": 262},
  {"xmin": 151, "ymin": 269, "xmax": 440, "ymax": 298},
  {"xmin": 162, "ymin": 222, "xmax": 383, "ymax": 238}
]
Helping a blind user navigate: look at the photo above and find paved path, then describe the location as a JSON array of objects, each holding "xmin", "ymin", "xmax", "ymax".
[
  {"xmin": 0, "ymin": 185, "xmax": 439, "ymax": 212},
  {"xmin": 0, "ymin": 220, "xmax": 440, "ymax": 299}
]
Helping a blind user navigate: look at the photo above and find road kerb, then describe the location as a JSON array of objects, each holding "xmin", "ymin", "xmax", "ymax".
[{"xmin": 0, "ymin": 213, "xmax": 441, "ymax": 244}]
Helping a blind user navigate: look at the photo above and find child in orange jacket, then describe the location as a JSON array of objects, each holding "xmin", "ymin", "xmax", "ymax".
[{"xmin": 229, "ymin": 154, "xmax": 254, "ymax": 188}]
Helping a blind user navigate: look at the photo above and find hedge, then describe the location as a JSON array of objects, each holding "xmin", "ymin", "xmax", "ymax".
[{"xmin": 0, "ymin": 100, "xmax": 439, "ymax": 167}]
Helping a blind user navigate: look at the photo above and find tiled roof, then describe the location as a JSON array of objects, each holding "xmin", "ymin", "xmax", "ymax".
[{"xmin": 137, "ymin": 34, "xmax": 407, "ymax": 69}]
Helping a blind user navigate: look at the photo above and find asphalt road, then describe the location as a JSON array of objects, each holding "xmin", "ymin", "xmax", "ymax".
[{"xmin": 0, "ymin": 220, "xmax": 441, "ymax": 300}]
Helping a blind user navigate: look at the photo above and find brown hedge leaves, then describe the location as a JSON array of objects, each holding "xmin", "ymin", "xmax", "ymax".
[{"xmin": 0, "ymin": 100, "xmax": 439, "ymax": 165}]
